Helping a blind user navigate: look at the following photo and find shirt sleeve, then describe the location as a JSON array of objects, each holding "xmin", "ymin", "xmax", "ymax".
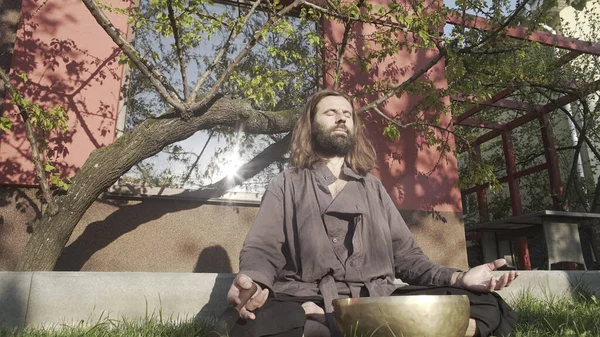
[
  {"xmin": 238, "ymin": 174, "xmax": 287, "ymax": 290},
  {"xmin": 378, "ymin": 181, "xmax": 460, "ymax": 286}
]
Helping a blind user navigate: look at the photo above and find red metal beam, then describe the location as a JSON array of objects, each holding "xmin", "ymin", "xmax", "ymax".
[
  {"xmin": 454, "ymin": 89, "xmax": 515, "ymax": 123},
  {"xmin": 473, "ymin": 78, "xmax": 600, "ymax": 145},
  {"xmin": 481, "ymin": 99, "xmax": 533, "ymax": 111},
  {"xmin": 511, "ymin": 163, "xmax": 549, "ymax": 180},
  {"xmin": 452, "ymin": 51, "xmax": 583, "ymax": 126},
  {"xmin": 452, "ymin": 95, "xmax": 536, "ymax": 111},
  {"xmin": 455, "ymin": 117, "xmax": 504, "ymax": 130},
  {"xmin": 462, "ymin": 162, "xmax": 549, "ymax": 194},
  {"xmin": 446, "ymin": 12, "xmax": 600, "ymax": 56}
]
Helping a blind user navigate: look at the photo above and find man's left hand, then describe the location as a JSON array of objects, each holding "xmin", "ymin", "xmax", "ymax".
[{"xmin": 453, "ymin": 259, "xmax": 519, "ymax": 292}]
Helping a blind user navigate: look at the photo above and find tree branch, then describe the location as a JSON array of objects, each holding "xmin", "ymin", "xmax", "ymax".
[
  {"xmin": 181, "ymin": 130, "xmax": 214, "ymax": 185},
  {"xmin": 81, "ymin": 0, "xmax": 185, "ymax": 112},
  {"xmin": 303, "ymin": 0, "xmax": 409, "ymax": 32},
  {"xmin": 167, "ymin": 0, "xmax": 189, "ymax": 100},
  {"xmin": 189, "ymin": 0, "xmax": 305, "ymax": 113},
  {"xmin": 334, "ymin": 15, "xmax": 356, "ymax": 90},
  {"xmin": 0, "ymin": 68, "xmax": 59, "ymax": 215},
  {"xmin": 536, "ymin": 90, "xmax": 600, "ymax": 162},
  {"xmin": 456, "ymin": 0, "xmax": 531, "ymax": 54},
  {"xmin": 564, "ymin": 135, "xmax": 588, "ymax": 211},
  {"xmin": 356, "ymin": 48, "xmax": 446, "ymax": 114},
  {"xmin": 182, "ymin": 133, "xmax": 291, "ymax": 197},
  {"xmin": 189, "ymin": 0, "xmax": 263, "ymax": 102}
]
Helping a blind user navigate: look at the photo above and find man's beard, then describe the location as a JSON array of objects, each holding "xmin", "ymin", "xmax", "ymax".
[{"xmin": 312, "ymin": 123, "xmax": 355, "ymax": 156}]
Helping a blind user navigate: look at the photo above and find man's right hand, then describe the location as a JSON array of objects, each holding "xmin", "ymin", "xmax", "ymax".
[{"xmin": 226, "ymin": 273, "xmax": 269, "ymax": 320}]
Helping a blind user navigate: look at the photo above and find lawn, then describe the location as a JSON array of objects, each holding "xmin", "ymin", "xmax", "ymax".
[{"xmin": 1, "ymin": 292, "xmax": 599, "ymax": 337}]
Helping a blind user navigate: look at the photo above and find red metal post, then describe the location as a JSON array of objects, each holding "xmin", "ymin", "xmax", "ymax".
[{"xmin": 502, "ymin": 130, "xmax": 532, "ymax": 270}]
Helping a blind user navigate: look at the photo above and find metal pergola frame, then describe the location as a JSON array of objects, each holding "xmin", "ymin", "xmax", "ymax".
[{"xmin": 449, "ymin": 14, "xmax": 600, "ymax": 270}]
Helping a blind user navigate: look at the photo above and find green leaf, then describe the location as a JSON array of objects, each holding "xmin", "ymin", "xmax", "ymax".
[
  {"xmin": 17, "ymin": 72, "xmax": 28, "ymax": 83},
  {"xmin": 44, "ymin": 163, "xmax": 55, "ymax": 172},
  {"xmin": 0, "ymin": 116, "xmax": 11, "ymax": 131},
  {"xmin": 383, "ymin": 123, "xmax": 401, "ymax": 141}
]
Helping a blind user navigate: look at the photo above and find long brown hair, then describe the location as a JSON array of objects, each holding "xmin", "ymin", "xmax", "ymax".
[{"xmin": 289, "ymin": 89, "xmax": 376, "ymax": 175}]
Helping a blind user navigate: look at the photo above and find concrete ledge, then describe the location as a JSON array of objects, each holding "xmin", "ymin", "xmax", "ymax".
[
  {"xmin": 1, "ymin": 271, "xmax": 600, "ymax": 330},
  {"xmin": 0, "ymin": 272, "xmax": 234, "ymax": 329},
  {"xmin": 492, "ymin": 270, "xmax": 600, "ymax": 301}
]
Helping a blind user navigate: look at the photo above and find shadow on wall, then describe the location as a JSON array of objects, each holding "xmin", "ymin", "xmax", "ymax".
[
  {"xmin": 322, "ymin": 19, "xmax": 462, "ymax": 219},
  {"xmin": 0, "ymin": 187, "xmax": 44, "ymax": 270},
  {"xmin": 565, "ymin": 272, "xmax": 600, "ymax": 298},
  {"xmin": 194, "ymin": 273, "xmax": 237, "ymax": 332},
  {"xmin": 0, "ymin": 276, "xmax": 27, "ymax": 330},
  {"xmin": 3, "ymin": 0, "xmax": 123, "ymax": 185},
  {"xmin": 0, "ymin": 0, "xmax": 22, "ymax": 76},
  {"xmin": 194, "ymin": 245, "xmax": 233, "ymax": 273},
  {"xmin": 54, "ymin": 197, "xmax": 206, "ymax": 271}
]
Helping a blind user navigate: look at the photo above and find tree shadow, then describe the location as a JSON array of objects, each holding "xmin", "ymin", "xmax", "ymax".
[
  {"xmin": 3, "ymin": 0, "xmax": 125, "ymax": 185},
  {"xmin": 0, "ymin": 0, "xmax": 22, "ymax": 92},
  {"xmin": 322, "ymin": 18, "xmax": 462, "ymax": 223},
  {"xmin": 54, "ymin": 196, "xmax": 209, "ymax": 271}
]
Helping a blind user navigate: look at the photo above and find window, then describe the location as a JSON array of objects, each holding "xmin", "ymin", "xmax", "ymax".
[{"xmin": 109, "ymin": 1, "xmax": 321, "ymax": 201}]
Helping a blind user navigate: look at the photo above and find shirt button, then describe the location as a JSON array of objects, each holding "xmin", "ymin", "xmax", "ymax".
[
  {"xmin": 332, "ymin": 238, "xmax": 338, "ymax": 243},
  {"xmin": 350, "ymin": 261, "xmax": 356, "ymax": 267}
]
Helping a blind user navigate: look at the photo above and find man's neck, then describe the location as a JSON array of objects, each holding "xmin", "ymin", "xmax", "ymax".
[{"xmin": 325, "ymin": 156, "xmax": 345, "ymax": 178}]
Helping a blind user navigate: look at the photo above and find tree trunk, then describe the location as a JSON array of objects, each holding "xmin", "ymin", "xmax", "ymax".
[{"xmin": 15, "ymin": 97, "xmax": 298, "ymax": 271}]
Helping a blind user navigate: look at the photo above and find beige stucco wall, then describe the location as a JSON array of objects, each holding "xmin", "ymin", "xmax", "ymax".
[{"xmin": 0, "ymin": 187, "xmax": 467, "ymax": 272}]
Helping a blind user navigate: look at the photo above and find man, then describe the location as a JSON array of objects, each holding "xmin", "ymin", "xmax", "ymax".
[{"xmin": 226, "ymin": 89, "xmax": 518, "ymax": 337}]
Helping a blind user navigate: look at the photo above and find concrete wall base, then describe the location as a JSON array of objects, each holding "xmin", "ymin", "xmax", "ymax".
[{"xmin": 1, "ymin": 271, "xmax": 599, "ymax": 330}]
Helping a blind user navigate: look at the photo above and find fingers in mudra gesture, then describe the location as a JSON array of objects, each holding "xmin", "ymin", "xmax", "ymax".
[
  {"xmin": 226, "ymin": 274, "xmax": 269, "ymax": 320},
  {"xmin": 457, "ymin": 259, "xmax": 520, "ymax": 292}
]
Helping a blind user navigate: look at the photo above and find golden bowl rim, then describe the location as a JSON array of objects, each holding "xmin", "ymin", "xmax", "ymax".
[{"xmin": 333, "ymin": 294, "xmax": 470, "ymax": 307}]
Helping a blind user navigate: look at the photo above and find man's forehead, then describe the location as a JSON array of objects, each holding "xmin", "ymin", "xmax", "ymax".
[{"xmin": 315, "ymin": 95, "xmax": 353, "ymax": 111}]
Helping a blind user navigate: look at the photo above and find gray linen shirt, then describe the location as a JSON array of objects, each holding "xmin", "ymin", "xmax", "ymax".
[{"xmin": 240, "ymin": 162, "xmax": 459, "ymax": 308}]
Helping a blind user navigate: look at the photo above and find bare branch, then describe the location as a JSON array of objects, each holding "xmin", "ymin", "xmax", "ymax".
[
  {"xmin": 356, "ymin": 48, "xmax": 446, "ymax": 114},
  {"xmin": 304, "ymin": 0, "xmax": 409, "ymax": 32},
  {"xmin": 189, "ymin": 0, "xmax": 305, "ymax": 113},
  {"xmin": 333, "ymin": 0, "xmax": 360, "ymax": 90},
  {"xmin": 167, "ymin": 0, "xmax": 189, "ymax": 100},
  {"xmin": 81, "ymin": 0, "xmax": 185, "ymax": 112},
  {"xmin": 456, "ymin": 0, "xmax": 531, "ymax": 54},
  {"xmin": 189, "ymin": 0, "xmax": 263, "ymax": 102},
  {"xmin": 536, "ymin": 90, "xmax": 600, "ymax": 161},
  {"xmin": 0, "ymin": 68, "xmax": 59, "ymax": 215},
  {"xmin": 181, "ymin": 130, "xmax": 214, "ymax": 185},
  {"xmin": 184, "ymin": 133, "xmax": 292, "ymax": 196},
  {"xmin": 564, "ymin": 136, "xmax": 588, "ymax": 211}
]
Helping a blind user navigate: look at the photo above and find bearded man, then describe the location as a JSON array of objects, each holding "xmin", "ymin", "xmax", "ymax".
[{"xmin": 225, "ymin": 89, "xmax": 518, "ymax": 337}]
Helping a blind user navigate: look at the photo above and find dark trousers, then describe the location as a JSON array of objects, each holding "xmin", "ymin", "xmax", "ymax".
[{"xmin": 228, "ymin": 286, "xmax": 518, "ymax": 337}]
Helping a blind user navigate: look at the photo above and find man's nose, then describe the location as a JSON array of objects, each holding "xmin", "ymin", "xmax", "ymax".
[{"xmin": 336, "ymin": 112, "xmax": 347, "ymax": 123}]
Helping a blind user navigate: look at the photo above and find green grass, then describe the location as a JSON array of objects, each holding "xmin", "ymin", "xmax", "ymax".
[
  {"xmin": 2, "ymin": 293, "xmax": 600, "ymax": 337},
  {"xmin": 0, "ymin": 316, "xmax": 216, "ymax": 337},
  {"xmin": 509, "ymin": 291, "xmax": 600, "ymax": 337}
]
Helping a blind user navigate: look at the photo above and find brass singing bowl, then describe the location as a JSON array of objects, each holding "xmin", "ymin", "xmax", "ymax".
[{"xmin": 332, "ymin": 295, "xmax": 470, "ymax": 337}]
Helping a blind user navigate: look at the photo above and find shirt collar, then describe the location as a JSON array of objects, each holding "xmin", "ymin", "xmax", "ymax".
[{"xmin": 313, "ymin": 161, "xmax": 365, "ymax": 183}]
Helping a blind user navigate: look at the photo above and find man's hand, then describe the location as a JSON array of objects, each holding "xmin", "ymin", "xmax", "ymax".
[
  {"xmin": 226, "ymin": 274, "xmax": 269, "ymax": 320},
  {"xmin": 453, "ymin": 259, "xmax": 519, "ymax": 292}
]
